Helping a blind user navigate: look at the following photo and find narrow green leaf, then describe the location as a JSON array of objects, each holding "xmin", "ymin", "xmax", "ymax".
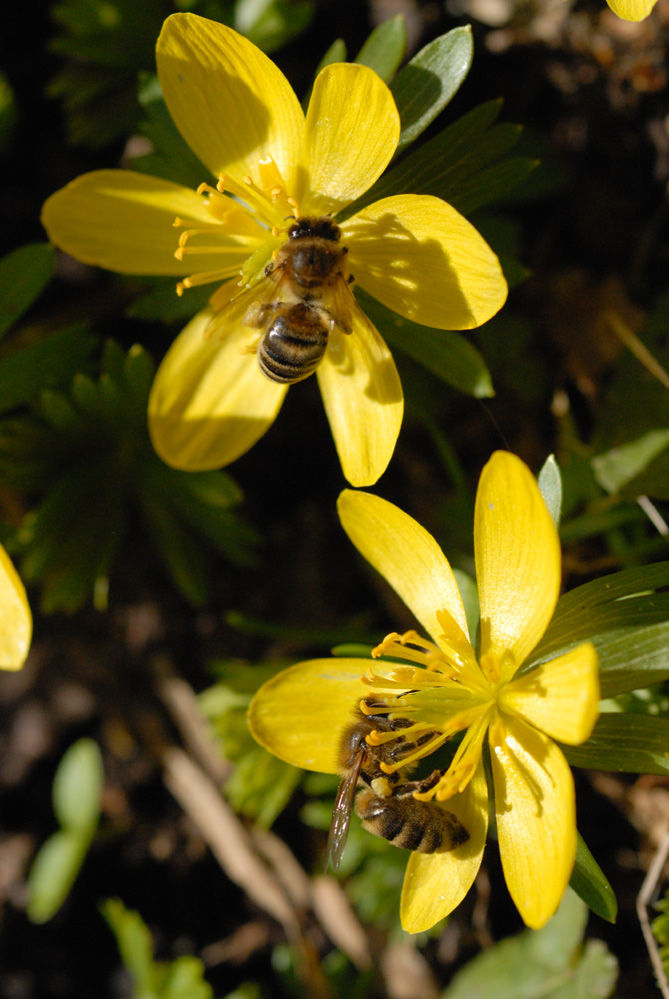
[
  {"xmin": 131, "ymin": 74, "xmax": 207, "ymax": 189},
  {"xmin": 592, "ymin": 429, "xmax": 669, "ymax": 494},
  {"xmin": 0, "ymin": 244, "xmax": 55, "ymax": 340},
  {"xmin": 356, "ymin": 287, "xmax": 494, "ymax": 397},
  {"xmin": 236, "ymin": 0, "xmax": 314, "ymax": 54},
  {"xmin": 451, "ymin": 156, "xmax": 538, "ymax": 217},
  {"xmin": 354, "ymin": 15, "xmax": 407, "ymax": 82},
  {"xmin": 26, "ymin": 830, "xmax": 89, "ymax": 923},
  {"xmin": 563, "ymin": 713, "xmax": 669, "ymax": 776},
  {"xmin": 538, "ymin": 454, "xmax": 562, "ymax": 528},
  {"xmin": 161, "ymin": 955, "xmax": 213, "ymax": 999},
  {"xmin": 453, "ymin": 568, "xmax": 480, "ymax": 642},
  {"xmin": 569, "ymin": 833, "xmax": 618, "ymax": 923},
  {"xmin": 315, "ymin": 37, "xmax": 346, "ymax": 73},
  {"xmin": 526, "ymin": 563, "xmax": 669, "ymax": 695},
  {"xmin": 101, "ymin": 899, "xmax": 157, "ymax": 994},
  {"xmin": 53, "ymin": 738, "xmax": 104, "ymax": 832},
  {"xmin": 392, "ymin": 27, "xmax": 473, "ymax": 157}
]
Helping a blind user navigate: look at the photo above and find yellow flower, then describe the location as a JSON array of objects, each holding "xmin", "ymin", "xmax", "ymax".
[
  {"xmin": 41, "ymin": 13, "xmax": 508, "ymax": 487},
  {"xmin": 248, "ymin": 451, "xmax": 600, "ymax": 931},
  {"xmin": 606, "ymin": 0, "xmax": 658, "ymax": 19},
  {"xmin": 0, "ymin": 544, "xmax": 31, "ymax": 671}
]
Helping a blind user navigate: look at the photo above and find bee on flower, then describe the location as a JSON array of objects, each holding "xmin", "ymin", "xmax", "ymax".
[
  {"xmin": 41, "ymin": 13, "xmax": 508, "ymax": 487},
  {"xmin": 0, "ymin": 544, "xmax": 31, "ymax": 671},
  {"xmin": 248, "ymin": 452, "xmax": 600, "ymax": 931}
]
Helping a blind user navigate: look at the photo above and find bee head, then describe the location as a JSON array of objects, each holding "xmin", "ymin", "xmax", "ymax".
[{"xmin": 288, "ymin": 216, "xmax": 341, "ymax": 243}]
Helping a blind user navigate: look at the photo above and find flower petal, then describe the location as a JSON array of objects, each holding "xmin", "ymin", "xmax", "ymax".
[
  {"xmin": 157, "ymin": 13, "xmax": 305, "ymax": 189},
  {"xmin": 0, "ymin": 545, "xmax": 31, "ymax": 671},
  {"xmin": 501, "ymin": 643, "xmax": 600, "ymax": 746},
  {"xmin": 302, "ymin": 64, "xmax": 399, "ymax": 215},
  {"xmin": 317, "ymin": 308, "xmax": 403, "ymax": 487},
  {"xmin": 247, "ymin": 658, "xmax": 369, "ymax": 772},
  {"xmin": 343, "ymin": 194, "xmax": 507, "ymax": 330},
  {"xmin": 490, "ymin": 713, "xmax": 575, "ymax": 929},
  {"xmin": 41, "ymin": 170, "xmax": 244, "ymax": 275},
  {"xmin": 148, "ymin": 303, "xmax": 287, "ymax": 470},
  {"xmin": 400, "ymin": 760, "xmax": 488, "ymax": 933},
  {"xmin": 475, "ymin": 451, "xmax": 561, "ymax": 669},
  {"xmin": 337, "ymin": 491, "xmax": 470, "ymax": 644},
  {"xmin": 606, "ymin": 0, "xmax": 657, "ymax": 19}
]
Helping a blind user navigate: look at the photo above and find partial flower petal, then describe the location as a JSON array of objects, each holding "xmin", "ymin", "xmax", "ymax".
[
  {"xmin": 41, "ymin": 170, "xmax": 244, "ymax": 275},
  {"xmin": 337, "ymin": 491, "xmax": 470, "ymax": 645},
  {"xmin": 606, "ymin": 0, "xmax": 657, "ymax": 19},
  {"xmin": 0, "ymin": 545, "xmax": 31, "ymax": 671},
  {"xmin": 401, "ymin": 760, "xmax": 488, "ymax": 933},
  {"xmin": 148, "ymin": 303, "xmax": 287, "ymax": 470},
  {"xmin": 490, "ymin": 713, "xmax": 575, "ymax": 929},
  {"xmin": 343, "ymin": 195, "xmax": 507, "ymax": 330},
  {"xmin": 157, "ymin": 13, "xmax": 305, "ymax": 189},
  {"xmin": 501, "ymin": 643, "xmax": 599, "ymax": 746},
  {"xmin": 302, "ymin": 64, "xmax": 399, "ymax": 215},
  {"xmin": 475, "ymin": 451, "xmax": 561, "ymax": 670},
  {"xmin": 317, "ymin": 308, "xmax": 403, "ymax": 487},
  {"xmin": 247, "ymin": 658, "xmax": 369, "ymax": 772}
]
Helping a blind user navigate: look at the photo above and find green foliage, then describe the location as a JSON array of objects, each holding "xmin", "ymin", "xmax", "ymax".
[
  {"xmin": 564, "ymin": 713, "xmax": 669, "ymax": 777},
  {"xmin": 27, "ymin": 739, "xmax": 103, "ymax": 922},
  {"xmin": 0, "ymin": 71, "xmax": 17, "ymax": 155},
  {"xmin": 0, "ymin": 244, "xmax": 55, "ymax": 341},
  {"xmin": 442, "ymin": 890, "xmax": 617, "ymax": 999},
  {"xmin": 0, "ymin": 339, "xmax": 257, "ymax": 611},
  {"xmin": 570, "ymin": 834, "xmax": 618, "ymax": 924},
  {"xmin": 102, "ymin": 898, "xmax": 214, "ymax": 999},
  {"xmin": 651, "ymin": 892, "xmax": 669, "ymax": 978},
  {"xmin": 354, "ymin": 14, "xmax": 407, "ymax": 82},
  {"xmin": 232, "ymin": 0, "xmax": 314, "ymax": 53},
  {"xmin": 0, "ymin": 326, "xmax": 98, "ymax": 418},
  {"xmin": 538, "ymin": 454, "xmax": 563, "ymax": 528},
  {"xmin": 131, "ymin": 74, "xmax": 208, "ymax": 190},
  {"xmin": 200, "ymin": 662, "xmax": 301, "ymax": 827}
]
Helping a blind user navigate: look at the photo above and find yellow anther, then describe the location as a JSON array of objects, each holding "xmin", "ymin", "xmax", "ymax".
[
  {"xmin": 243, "ymin": 175, "xmax": 253, "ymax": 186},
  {"xmin": 174, "ymin": 248, "xmax": 184, "ymax": 261},
  {"xmin": 173, "ymin": 217, "xmax": 183, "ymax": 228},
  {"xmin": 216, "ymin": 175, "xmax": 226, "ymax": 193},
  {"xmin": 176, "ymin": 282, "xmax": 185, "ymax": 297}
]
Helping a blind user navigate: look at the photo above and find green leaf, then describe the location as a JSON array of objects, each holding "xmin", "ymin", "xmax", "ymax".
[
  {"xmin": 563, "ymin": 713, "xmax": 669, "ymax": 776},
  {"xmin": 0, "ymin": 71, "xmax": 17, "ymax": 154},
  {"xmin": 53, "ymin": 738, "xmax": 104, "ymax": 832},
  {"xmin": 225, "ymin": 749, "xmax": 302, "ymax": 828},
  {"xmin": 235, "ymin": 0, "xmax": 314, "ymax": 54},
  {"xmin": 0, "ymin": 244, "xmax": 55, "ymax": 340},
  {"xmin": 356, "ymin": 287, "xmax": 494, "ymax": 398},
  {"xmin": 592, "ymin": 430, "xmax": 669, "ymax": 494},
  {"xmin": 101, "ymin": 898, "xmax": 157, "ymax": 994},
  {"xmin": 526, "ymin": 563, "xmax": 669, "ymax": 696},
  {"xmin": 453, "ymin": 568, "xmax": 480, "ymax": 643},
  {"xmin": 160, "ymin": 955, "xmax": 214, "ymax": 999},
  {"xmin": 391, "ymin": 27, "xmax": 473, "ymax": 157},
  {"xmin": 569, "ymin": 833, "xmax": 618, "ymax": 923},
  {"xmin": 538, "ymin": 454, "xmax": 562, "ymax": 528},
  {"xmin": 0, "ymin": 326, "xmax": 98, "ymax": 415},
  {"xmin": 315, "ymin": 37, "xmax": 346, "ymax": 73},
  {"xmin": 126, "ymin": 280, "xmax": 211, "ymax": 323},
  {"xmin": 443, "ymin": 889, "xmax": 617, "ymax": 999},
  {"xmin": 354, "ymin": 14, "xmax": 407, "ymax": 82},
  {"xmin": 26, "ymin": 829, "xmax": 89, "ymax": 923}
]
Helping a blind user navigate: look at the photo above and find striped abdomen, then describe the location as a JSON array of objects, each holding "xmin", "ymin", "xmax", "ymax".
[
  {"xmin": 355, "ymin": 787, "xmax": 469, "ymax": 853},
  {"xmin": 258, "ymin": 303, "xmax": 329, "ymax": 384}
]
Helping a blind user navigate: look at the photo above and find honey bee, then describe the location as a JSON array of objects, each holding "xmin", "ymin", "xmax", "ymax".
[
  {"xmin": 243, "ymin": 215, "xmax": 353, "ymax": 384},
  {"xmin": 325, "ymin": 705, "xmax": 469, "ymax": 872}
]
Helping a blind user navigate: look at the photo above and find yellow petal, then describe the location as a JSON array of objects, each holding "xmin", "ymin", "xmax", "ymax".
[
  {"xmin": 157, "ymin": 14, "xmax": 305, "ymax": 190},
  {"xmin": 606, "ymin": 0, "xmax": 657, "ymax": 19},
  {"xmin": 148, "ymin": 304, "xmax": 287, "ymax": 470},
  {"xmin": 316, "ymin": 308, "xmax": 403, "ymax": 487},
  {"xmin": 337, "ymin": 491, "xmax": 470, "ymax": 645},
  {"xmin": 401, "ymin": 760, "xmax": 488, "ymax": 933},
  {"xmin": 0, "ymin": 545, "xmax": 31, "ymax": 671},
  {"xmin": 41, "ymin": 170, "xmax": 246, "ymax": 276},
  {"xmin": 501, "ymin": 643, "xmax": 600, "ymax": 746},
  {"xmin": 247, "ymin": 658, "xmax": 369, "ymax": 772},
  {"xmin": 475, "ymin": 451, "xmax": 561, "ymax": 670},
  {"xmin": 490, "ymin": 713, "xmax": 575, "ymax": 929},
  {"xmin": 302, "ymin": 64, "xmax": 399, "ymax": 215},
  {"xmin": 343, "ymin": 195, "xmax": 507, "ymax": 330}
]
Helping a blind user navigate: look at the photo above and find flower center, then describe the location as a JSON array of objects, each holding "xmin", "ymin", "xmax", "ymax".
[
  {"xmin": 355, "ymin": 628, "xmax": 515, "ymax": 803},
  {"xmin": 170, "ymin": 155, "xmax": 303, "ymax": 297}
]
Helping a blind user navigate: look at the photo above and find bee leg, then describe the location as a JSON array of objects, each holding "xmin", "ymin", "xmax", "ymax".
[{"xmin": 392, "ymin": 770, "xmax": 443, "ymax": 797}]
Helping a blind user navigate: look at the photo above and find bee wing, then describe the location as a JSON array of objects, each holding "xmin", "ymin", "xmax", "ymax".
[{"xmin": 325, "ymin": 752, "xmax": 364, "ymax": 873}]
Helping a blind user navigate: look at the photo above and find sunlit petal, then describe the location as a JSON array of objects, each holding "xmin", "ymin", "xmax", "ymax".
[
  {"xmin": 490, "ymin": 713, "xmax": 575, "ymax": 929},
  {"xmin": 316, "ymin": 307, "xmax": 403, "ymax": 487},
  {"xmin": 0, "ymin": 546, "xmax": 31, "ymax": 671},
  {"xmin": 157, "ymin": 13, "xmax": 305, "ymax": 188},
  {"xmin": 606, "ymin": 0, "xmax": 657, "ymax": 19},
  {"xmin": 475, "ymin": 451, "xmax": 561, "ymax": 670},
  {"xmin": 401, "ymin": 760, "xmax": 488, "ymax": 933},
  {"xmin": 337, "ymin": 491, "xmax": 470, "ymax": 644},
  {"xmin": 502, "ymin": 643, "xmax": 599, "ymax": 746},
  {"xmin": 148, "ymin": 304, "xmax": 287, "ymax": 470},
  {"xmin": 247, "ymin": 658, "xmax": 369, "ymax": 772},
  {"xmin": 302, "ymin": 64, "xmax": 399, "ymax": 215},
  {"xmin": 41, "ymin": 170, "xmax": 246, "ymax": 275},
  {"xmin": 343, "ymin": 194, "xmax": 507, "ymax": 330}
]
